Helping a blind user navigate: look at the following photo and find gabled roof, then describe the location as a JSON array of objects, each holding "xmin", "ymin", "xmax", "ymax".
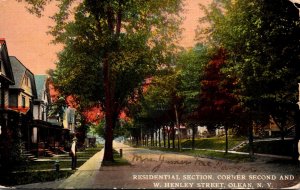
[
  {"xmin": 9, "ymin": 56, "xmax": 37, "ymax": 99},
  {"xmin": 0, "ymin": 39, "xmax": 15, "ymax": 85},
  {"xmin": 34, "ymin": 74, "xmax": 48, "ymax": 101},
  {"xmin": 9, "ymin": 56, "xmax": 26, "ymax": 89}
]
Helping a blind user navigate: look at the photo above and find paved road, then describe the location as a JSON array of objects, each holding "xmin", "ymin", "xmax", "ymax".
[{"xmin": 15, "ymin": 141, "xmax": 300, "ymax": 189}]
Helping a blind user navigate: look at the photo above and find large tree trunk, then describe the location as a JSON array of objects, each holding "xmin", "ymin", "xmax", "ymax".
[
  {"xmin": 248, "ymin": 124, "xmax": 254, "ymax": 161},
  {"xmin": 103, "ymin": 107, "xmax": 115, "ymax": 162},
  {"xmin": 102, "ymin": 56, "xmax": 115, "ymax": 162},
  {"xmin": 192, "ymin": 125, "xmax": 196, "ymax": 150},
  {"xmin": 167, "ymin": 129, "xmax": 170, "ymax": 148},
  {"xmin": 102, "ymin": 1, "xmax": 123, "ymax": 163},
  {"xmin": 145, "ymin": 135, "xmax": 147, "ymax": 146},
  {"xmin": 293, "ymin": 108, "xmax": 300, "ymax": 161},
  {"xmin": 163, "ymin": 125, "xmax": 166, "ymax": 148},
  {"xmin": 280, "ymin": 130, "xmax": 285, "ymax": 141},
  {"xmin": 225, "ymin": 125, "xmax": 228, "ymax": 154},
  {"xmin": 142, "ymin": 135, "xmax": 145, "ymax": 146},
  {"xmin": 155, "ymin": 129, "xmax": 158, "ymax": 147},
  {"xmin": 151, "ymin": 129, "xmax": 154, "ymax": 146},
  {"xmin": 135, "ymin": 135, "xmax": 139, "ymax": 146},
  {"xmin": 141, "ymin": 128, "xmax": 143, "ymax": 146},
  {"xmin": 158, "ymin": 127, "xmax": 161, "ymax": 147},
  {"xmin": 172, "ymin": 125, "xmax": 175, "ymax": 149}
]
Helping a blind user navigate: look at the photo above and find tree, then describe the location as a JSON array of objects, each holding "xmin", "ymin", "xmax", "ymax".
[
  {"xmin": 176, "ymin": 44, "xmax": 209, "ymax": 149},
  {"xmin": 23, "ymin": 0, "xmax": 183, "ymax": 162},
  {"xmin": 197, "ymin": 48, "xmax": 240, "ymax": 153},
  {"xmin": 144, "ymin": 71, "xmax": 180, "ymax": 149},
  {"xmin": 127, "ymin": 66, "xmax": 185, "ymax": 150}
]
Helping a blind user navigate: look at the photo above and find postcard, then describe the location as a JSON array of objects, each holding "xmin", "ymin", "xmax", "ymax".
[{"xmin": 0, "ymin": 0, "xmax": 299, "ymax": 189}]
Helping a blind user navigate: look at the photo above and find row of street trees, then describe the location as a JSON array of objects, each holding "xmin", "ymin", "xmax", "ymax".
[
  {"xmin": 22, "ymin": 0, "xmax": 300, "ymax": 160},
  {"xmin": 126, "ymin": 0, "xmax": 300, "ymax": 157}
]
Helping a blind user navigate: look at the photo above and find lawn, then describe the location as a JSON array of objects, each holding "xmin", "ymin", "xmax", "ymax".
[
  {"xmin": 238, "ymin": 139, "xmax": 295, "ymax": 157},
  {"xmin": 0, "ymin": 145, "xmax": 103, "ymax": 186},
  {"xmin": 138, "ymin": 137, "xmax": 298, "ymax": 162},
  {"xmin": 181, "ymin": 136, "xmax": 246, "ymax": 150},
  {"xmin": 134, "ymin": 136, "xmax": 252, "ymax": 162},
  {"xmin": 183, "ymin": 149, "xmax": 252, "ymax": 162},
  {"xmin": 0, "ymin": 170, "xmax": 74, "ymax": 187},
  {"xmin": 137, "ymin": 136, "xmax": 246, "ymax": 151}
]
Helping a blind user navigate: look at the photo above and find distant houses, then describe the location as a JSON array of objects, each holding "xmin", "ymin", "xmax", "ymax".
[
  {"xmin": 0, "ymin": 39, "xmax": 76, "ymax": 167},
  {"xmin": 34, "ymin": 74, "xmax": 50, "ymax": 121}
]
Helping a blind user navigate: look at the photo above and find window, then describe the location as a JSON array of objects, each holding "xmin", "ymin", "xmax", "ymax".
[
  {"xmin": 42, "ymin": 106, "xmax": 45, "ymax": 121},
  {"xmin": 9, "ymin": 93, "xmax": 18, "ymax": 107},
  {"xmin": 22, "ymin": 96, "xmax": 26, "ymax": 108},
  {"xmin": 24, "ymin": 76, "xmax": 29, "ymax": 86}
]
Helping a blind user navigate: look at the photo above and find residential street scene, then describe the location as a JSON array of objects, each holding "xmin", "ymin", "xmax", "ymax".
[{"xmin": 0, "ymin": 0, "xmax": 300, "ymax": 189}]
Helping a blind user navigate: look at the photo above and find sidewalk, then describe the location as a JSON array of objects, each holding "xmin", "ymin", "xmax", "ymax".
[
  {"xmin": 14, "ymin": 149, "xmax": 105, "ymax": 189},
  {"xmin": 181, "ymin": 148, "xmax": 293, "ymax": 160},
  {"xmin": 57, "ymin": 141, "xmax": 136, "ymax": 189},
  {"xmin": 57, "ymin": 148, "xmax": 105, "ymax": 189}
]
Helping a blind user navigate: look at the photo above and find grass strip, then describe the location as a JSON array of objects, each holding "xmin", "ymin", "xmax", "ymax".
[
  {"xmin": 102, "ymin": 149, "xmax": 131, "ymax": 166},
  {"xmin": 143, "ymin": 146, "xmax": 252, "ymax": 162},
  {"xmin": 0, "ymin": 146, "xmax": 103, "ymax": 186},
  {"xmin": 0, "ymin": 170, "xmax": 74, "ymax": 186}
]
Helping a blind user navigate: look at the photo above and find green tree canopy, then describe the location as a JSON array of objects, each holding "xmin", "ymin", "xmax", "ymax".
[
  {"xmin": 23, "ymin": 0, "xmax": 184, "ymax": 162},
  {"xmin": 198, "ymin": 0, "xmax": 300, "ymax": 139}
]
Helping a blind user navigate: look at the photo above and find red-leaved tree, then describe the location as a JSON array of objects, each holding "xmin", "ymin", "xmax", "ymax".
[{"xmin": 198, "ymin": 48, "xmax": 240, "ymax": 153}]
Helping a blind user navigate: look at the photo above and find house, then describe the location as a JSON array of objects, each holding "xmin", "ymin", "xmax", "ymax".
[
  {"xmin": 8, "ymin": 56, "xmax": 39, "ymax": 152},
  {"xmin": 31, "ymin": 74, "xmax": 61, "ymax": 155},
  {"xmin": 1, "ymin": 40, "xmax": 71, "ymax": 161},
  {"xmin": 9, "ymin": 56, "xmax": 37, "ymax": 115},
  {"xmin": 33, "ymin": 74, "xmax": 74, "ymax": 155},
  {"xmin": 0, "ymin": 39, "xmax": 15, "ymax": 109},
  {"xmin": 0, "ymin": 39, "xmax": 22, "ymax": 168},
  {"xmin": 63, "ymin": 107, "xmax": 77, "ymax": 134},
  {"xmin": 33, "ymin": 74, "xmax": 50, "ymax": 121}
]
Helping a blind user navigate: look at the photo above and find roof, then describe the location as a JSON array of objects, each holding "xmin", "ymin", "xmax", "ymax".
[
  {"xmin": 9, "ymin": 56, "xmax": 26, "ymax": 89},
  {"xmin": 9, "ymin": 56, "xmax": 37, "ymax": 98},
  {"xmin": 34, "ymin": 74, "xmax": 48, "ymax": 100},
  {"xmin": 32, "ymin": 120, "xmax": 63, "ymax": 129},
  {"xmin": 0, "ymin": 39, "xmax": 15, "ymax": 85}
]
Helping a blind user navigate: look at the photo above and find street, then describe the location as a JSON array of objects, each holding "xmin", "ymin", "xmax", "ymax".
[
  {"xmin": 91, "ymin": 142, "xmax": 299, "ymax": 189},
  {"xmin": 14, "ymin": 141, "xmax": 300, "ymax": 189}
]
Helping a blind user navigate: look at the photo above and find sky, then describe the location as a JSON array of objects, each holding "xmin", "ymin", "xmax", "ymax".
[{"xmin": 0, "ymin": 0, "xmax": 210, "ymax": 74}]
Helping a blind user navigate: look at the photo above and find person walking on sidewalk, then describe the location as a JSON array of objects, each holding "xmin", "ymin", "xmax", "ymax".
[{"xmin": 70, "ymin": 137, "xmax": 78, "ymax": 170}]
